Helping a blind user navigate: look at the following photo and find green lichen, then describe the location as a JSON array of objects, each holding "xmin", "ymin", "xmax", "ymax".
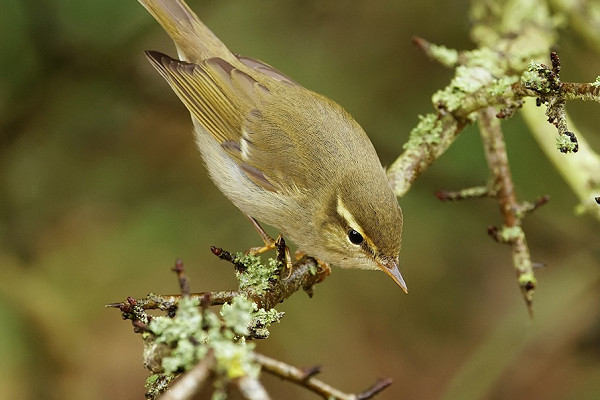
[
  {"xmin": 221, "ymin": 295, "xmax": 284, "ymax": 339},
  {"xmin": 455, "ymin": 65, "xmax": 492, "ymax": 92},
  {"xmin": 463, "ymin": 47, "xmax": 504, "ymax": 76},
  {"xmin": 144, "ymin": 293, "xmax": 284, "ymax": 396},
  {"xmin": 489, "ymin": 75, "xmax": 519, "ymax": 97},
  {"xmin": 403, "ymin": 113, "xmax": 444, "ymax": 150},
  {"xmin": 250, "ymin": 307, "xmax": 285, "ymax": 339},
  {"xmin": 145, "ymin": 374, "xmax": 173, "ymax": 398},
  {"xmin": 213, "ymin": 339, "xmax": 258, "ymax": 379},
  {"xmin": 521, "ymin": 61, "xmax": 554, "ymax": 94},
  {"xmin": 428, "ymin": 43, "xmax": 459, "ymax": 67},
  {"xmin": 432, "ymin": 65, "xmax": 494, "ymax": 113},
  {"xmin": 212, "ymin": 388, "xmax": 227, "ymax": 400},
  {"xmin": 518, "ymin": 271, "xmax": 537, "ymax": 289},
  {"xmin": 221, "ymin": 295, "xmax": 256, "ymax": 336},
  {"xmin": 556, "ymin": 134, "xmax": 578, "ymax": 153},
  {"xmin": 252, "ymin": 307, "xmax": 284, "ymax": 326},
  {"xmin": 499, "ymin": 225, "xmax": 524, "ymax": 242},
  {"xmin": 432, "ymin": 86, "xmax": 460, "ymax": 113},
  {"xmin": 163, "ymin": 339, "xmax": 207, "ymax": 375},
  {"xmin": 234, "ymin": 253, "xmax": 279, "ymax": 294},
  {"xmin": 149, "ymin": 297, "xmax": 208, "ymax": 374}
]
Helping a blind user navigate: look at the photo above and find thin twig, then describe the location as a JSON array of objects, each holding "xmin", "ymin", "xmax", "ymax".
[
  {"xmin": 171, "ymin": 258, "xmax": 190, "ymax": 297},
  {"xmin": 479, "ymin": 107, "xmax": 536, "ymax": 315},
  {"xmin": 562, "ymin": 81, "xmax": 600, "ymax": 103},
  {"xmin": 435, "ymin": 186, "xmax": 489, "ymax": 202},
  {"xmin": 108, "ymin": 251, "xmax": 327, "ymax": 334},
  {"xmin": 211, "ymin": 246, "xmax": 247, "ymax": 271},
  {"xmin": 106, "ymin": 290, "xmax": 240, "ymax": 313},
  {"xmin": 515, "ymin": 195, "xmax": 551, "ymax": 218},
  {"xmin": 254, "ymin": 353, "xmax": 392, "ymax": 400},
  {"xmin": 356, "ymin": 378, "xmax": 394, "ymax": 400}
]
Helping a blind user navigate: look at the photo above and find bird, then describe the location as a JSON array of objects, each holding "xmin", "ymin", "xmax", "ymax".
[{"xmin": 138, "ymin": 0, "xmax": 407, "ymax": 291}]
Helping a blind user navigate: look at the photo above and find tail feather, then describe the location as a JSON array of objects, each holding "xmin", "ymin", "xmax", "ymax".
[{"xmin": 138, "ymin": 0, "xmax": 235, "ymax": 63}]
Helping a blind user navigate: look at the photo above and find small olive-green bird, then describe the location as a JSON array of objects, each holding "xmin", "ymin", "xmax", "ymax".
[{"xmin": 139, "ymin": 0, "xmax": 407, "ymax": 291}]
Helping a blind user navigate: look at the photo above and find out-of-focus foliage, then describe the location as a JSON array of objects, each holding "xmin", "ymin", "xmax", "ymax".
[{"xmin": 0, "ymin": 1, "xmax": 599, "ymax": 399}]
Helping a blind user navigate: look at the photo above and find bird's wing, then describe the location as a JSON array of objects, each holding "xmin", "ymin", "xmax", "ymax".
[{"xmin": 145, "ymin": 50, "xmax": 310, "ymax": 194}]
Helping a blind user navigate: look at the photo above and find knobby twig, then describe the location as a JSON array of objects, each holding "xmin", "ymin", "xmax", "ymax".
[
  {"xmin": 171, "ymin": 258, "xmax": 190, "ymax": 297},
  {"xmin": 254, "ymin": 353, "xmax": 392, "ymax": 400},
  {"xmin": 388, "ymin": 44, "xmax": 599, "ymax": 198},
  {"xmin": 435, "ymin": 186, "xmax": 489, "ymax": 202},
  {"xmin": 434, "ymin": 107, "xmax": 546, "ymax": 315},
  {"xmin": 478, "ymin": 107, "xmax": 537, "ymax": 315},
  {"xmin": 107, "ymin": 251, "xmax": 329, "ymax": 314}
]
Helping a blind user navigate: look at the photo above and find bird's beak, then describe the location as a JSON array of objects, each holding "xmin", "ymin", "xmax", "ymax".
[{"xmin": 378, "ymin": 258, "xmax": 408, "ymax": 293}]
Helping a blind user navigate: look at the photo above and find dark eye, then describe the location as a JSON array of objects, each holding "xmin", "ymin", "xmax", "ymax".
[{"xmin": 347, "ymin": 229, "xmax": 364, "ymax": 245}]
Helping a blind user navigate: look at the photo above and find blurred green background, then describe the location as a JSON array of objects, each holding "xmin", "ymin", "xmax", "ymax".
[{"xmin": 1, "ymin": 0, "xmax": 599, "ymax": 399}]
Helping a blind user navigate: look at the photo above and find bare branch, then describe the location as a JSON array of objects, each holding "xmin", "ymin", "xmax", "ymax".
[
  {"xmin": 107, "ymin": 252, "xmax": 328, "ymax": 317},
  {"xmin": 254, "ymin": 353, "xmax": 392, "ymax": 400},
  {"xmin": 435, "ymin": 186, "xmax": 489, "ymax": 202},
  {"xmin": 356, "ymin": 378, "xmax": 394, "ymax": 400},
  {"xmin": 171, "ymin": 258, "xmax": 190, "ymax": 297},
  {"xmin": 479, "ymin": 107, "xmax": 536, "ymax": 314}
]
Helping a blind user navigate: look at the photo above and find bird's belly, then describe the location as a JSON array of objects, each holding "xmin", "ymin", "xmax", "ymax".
[{"xmin": 193, "ymin": 126, "xmax": 300, "ymax": 234}]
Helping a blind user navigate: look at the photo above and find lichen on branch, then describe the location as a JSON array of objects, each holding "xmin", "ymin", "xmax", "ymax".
[
  {"xmin": 109, "ymin": 253, "xmax": 387, "ymax": 399},
  {"xmin": 387, "ymin": 0, "xmax": 600, "ymax": 311}
]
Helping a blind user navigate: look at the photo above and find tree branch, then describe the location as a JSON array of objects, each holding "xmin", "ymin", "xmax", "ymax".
[
  {"xmin": 254, "ymin": 353, "xmax": 392, "ymax": 400},
  {"xmin": 386, "ymin": 1, "xmax": 600, "ymax": 311},
  {"xmin": 108, "ymin": 254, "xmax": 364, "ymax": 399},
  {"xmin": 479, "ymin": 107, "xmax": 537, "ymax": 314},
  {"xmin": 107, "ymin": 252, "xmax": 329, "ymax": 316}
]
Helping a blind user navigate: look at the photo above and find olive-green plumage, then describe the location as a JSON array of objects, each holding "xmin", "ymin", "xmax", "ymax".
[{"xmin": 139, "ymin": 0, "xmax": 407, "ymax": 291}]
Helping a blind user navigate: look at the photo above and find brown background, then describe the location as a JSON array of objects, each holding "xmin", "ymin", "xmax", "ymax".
[{"xmin": 1, "ymin": 1, "xmax": 599, "ymax": 399}]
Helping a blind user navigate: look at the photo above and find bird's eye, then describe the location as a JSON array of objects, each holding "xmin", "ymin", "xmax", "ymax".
[{"xmin": 347, "ymin": 229, "xmax": 364, "ymax": 245}]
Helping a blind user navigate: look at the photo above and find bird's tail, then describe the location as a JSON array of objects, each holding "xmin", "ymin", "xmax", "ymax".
[{"xmin": 138, "ymin": 0, "xmax": 235, "ymax": 63}]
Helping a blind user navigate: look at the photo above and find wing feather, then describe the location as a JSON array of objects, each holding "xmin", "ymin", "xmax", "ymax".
[
  {"xmin": 146, "ymin": 50, "xmax": 241, "ymax": 144},
  {"xmin": 146, "ymin": 50, "xmax": 295, "ymax": 192}
]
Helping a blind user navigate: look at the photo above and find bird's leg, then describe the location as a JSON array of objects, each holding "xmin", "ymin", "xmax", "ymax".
[
  {"xmin": 275, "ymin": 234, "xmax": 293, "ymax": 277},
  {"xmin": 245, "ymin": 216, "xmax": 276, "ymax": 252},
  {"xmin": 314, "ymin": 259, "xmax": 331, "ymax": 283},
  {"xmin": 294, "ymin": 250, "xmax": 331, "ymax": 283},
  {"xmin": 245, "ymin": 215, "xmax": 293, "ymax": 272},
  {"xmin": 293, "ymin": 250, "xmax": 307, "ymax": 260}
]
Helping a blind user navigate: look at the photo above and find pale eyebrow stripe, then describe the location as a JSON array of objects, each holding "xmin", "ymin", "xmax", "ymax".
[
  {"xmin": 336, "ymin": 196, "xmax": 365, "ymax": 236},
  {"xmin": 336, "ymin": 196, "xmax": 380, "ymax": 254}
]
